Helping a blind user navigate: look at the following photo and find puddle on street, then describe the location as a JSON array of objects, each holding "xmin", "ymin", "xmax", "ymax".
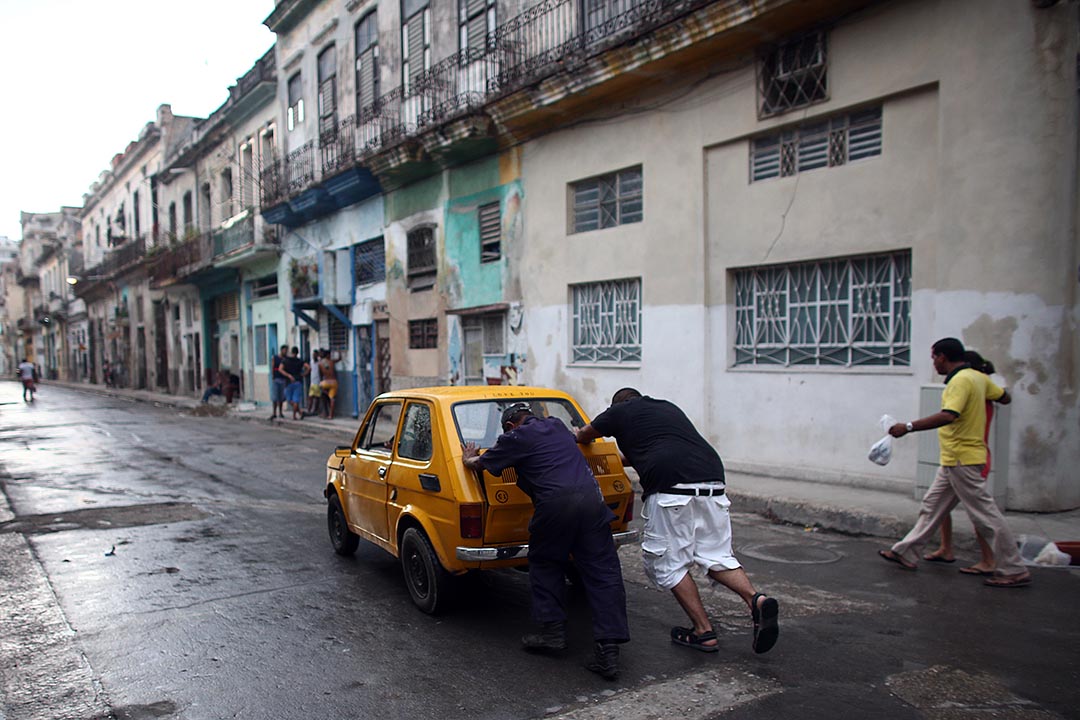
[{"xmin": 0, "ymin": 502, "xmax": 209, "ymax": 535}]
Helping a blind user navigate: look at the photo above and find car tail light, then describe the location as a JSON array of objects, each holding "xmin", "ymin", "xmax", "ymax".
[
  {"xmin": 460, "ymin": 504, "xmax": 483, "ymax": 539},
  {"xmin": 623, "ymin": 494, "xmax": 634, "ymax": 523}
]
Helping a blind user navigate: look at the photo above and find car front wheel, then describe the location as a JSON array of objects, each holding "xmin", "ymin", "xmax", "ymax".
[
  {"xmin": 400, "ymin": 527, "xmax": 451, "ymax": 614},
  {"xmin": 327, "ymin": 493, "xmax": 360, "ymax": 556}
]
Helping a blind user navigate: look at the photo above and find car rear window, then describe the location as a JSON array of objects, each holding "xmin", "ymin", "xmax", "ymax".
[{"xmin": 452, "ymin": 399, "xmax": 584, "ymax": 448}]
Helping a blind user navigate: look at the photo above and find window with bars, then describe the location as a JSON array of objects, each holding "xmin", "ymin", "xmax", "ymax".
[
  {"xmin": 759, "ymin": 31, "xmax": 828, "ymax": 117},
  {"xmin": 409, "ymin": 318, "xmax": 438, "ymax": 349},
  {"xmin": 328, "ymin": 312, "xmax": 349, "ymax": 351},
  {"xmin": 462, "ymin": 313, "xmax": 505, "ymax": 384},
  {"xmin": 251, "ymin": 274, "xmax": 279, "ymax": 298},
  {"xmin": 733, "ymin": 250, "xmax": 911, "ymax": 368},
  {"xmin": 571, "ymin": 278, "xmax": 641, "ymax": 364},
  {"xmin": 407, "ymin": 226, "xmax": 436, "ymax": 291},
  {"xmin": 355, "ymin": 12, "xmax": 380, "ymax": 113},
  {"xmin": 402, "ymin": 0, "xmax": 431, "ymax": 91},
  {"xmin": 317, "ymin": 45, "xmax": 338, "ymax": 139},
  {"xmin": 255, "ymin": 325, "xmax": 268, "ymax": 366},
  {"xmin": 478, "ymin": 202, "xmax": 501, "ymax": 262},
  {"xmin": 287, "ymin": 73, "xmax": 305, "ymax": 131},
  {"xmin": 571, "ymin": 166, "xmax": 643, "ymax": 233},
  {"xmin": 354, "ymin": 237, "xmax": 386, "ymax": 285},
  {"xmin": 215, "ymin": 293, "xmax": 240, "ymax": 321},
  {"xmin": 751, "ymin": 107, "xmax": 881, "ymax": 182},
  {"xmin": 459, "ymin": 0, "xmax": 495, "ymax": 54}
]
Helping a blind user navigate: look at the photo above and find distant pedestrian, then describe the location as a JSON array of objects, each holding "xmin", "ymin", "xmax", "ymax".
[
  {"xmin": 318, "ymin": 350, "xmax": 339, "ymax": 419},
  {"xmin": 576, "ymin": 388, "xmax": 779, "ymax": 655},
  {"xmin": 17, "ymin": 358, "xmax": 37, "ymax": 402},
  {"xmin": 879, "ymin": 338, "xmax": 1031, "ymax": 588},
  {"xmin": 462, "ymin": 403, "xmax": 630, "ymax": 679},
  {"xmin": 283, "ymin": 346, "xmax": 306, "ymax": 420},
  {"xmin": 270, "ymin": 345, "xmax": 289, "ymax": 420},
  {"xmin": 102, "ymin": 359, "xmax": 114, "ymax": 388},
  {"xmin": 305, "ymin": 348, "xmax": 324, "ymax": 418}
]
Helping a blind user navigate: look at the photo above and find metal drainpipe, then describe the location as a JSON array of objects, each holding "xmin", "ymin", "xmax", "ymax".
[{"xmin": 351, "ymin": 327, "xmax": 360, "ymax": 419}]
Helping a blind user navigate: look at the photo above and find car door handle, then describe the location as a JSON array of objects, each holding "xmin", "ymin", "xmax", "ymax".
[{"xmin": 378, "ymin": 467, "xmax": 387, "ymax": 478}]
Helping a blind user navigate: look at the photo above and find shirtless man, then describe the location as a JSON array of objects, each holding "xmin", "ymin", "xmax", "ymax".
[{"xmin": 318, "ymin": 350, "xmax": 339, "ymax": 419}]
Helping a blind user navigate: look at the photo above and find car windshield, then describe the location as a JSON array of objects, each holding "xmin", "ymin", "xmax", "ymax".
[{"xmin": 452, "ymin": 398, "xmax": 584, "ymax": 449}]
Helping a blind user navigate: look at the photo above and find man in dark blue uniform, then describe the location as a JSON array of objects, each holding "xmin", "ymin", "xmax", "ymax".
[{"xmin": 462, "ymin": 403, "xmax": 629, "ymax": 679}]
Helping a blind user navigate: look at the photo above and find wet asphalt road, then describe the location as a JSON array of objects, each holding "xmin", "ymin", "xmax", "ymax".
[{"xmin": 0, "ymin": 380, "xmax": 1078, "ymax": 720}]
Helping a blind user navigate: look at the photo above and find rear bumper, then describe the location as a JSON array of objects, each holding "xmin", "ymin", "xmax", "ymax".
[{"xmin": 455, "ymin": 528, "xmax": 641, "ymax": 562}]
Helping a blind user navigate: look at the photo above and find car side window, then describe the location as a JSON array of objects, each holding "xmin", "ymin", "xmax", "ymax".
[
  {"xmin": 397, "ymin": 402, "xmax": 433, "ymax": 461},
  {"xmin": 360, "ymin": 402, "xmax": 402, "ymax": 454}
]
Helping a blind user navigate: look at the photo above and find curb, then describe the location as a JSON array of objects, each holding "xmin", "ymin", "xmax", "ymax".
[{"xmin": 727, "ymin": 491, "xmax": 909, "ymax": 540}]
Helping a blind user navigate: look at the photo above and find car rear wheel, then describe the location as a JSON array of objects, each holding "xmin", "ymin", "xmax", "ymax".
[
  {"xmin": 400, "ymin": 527, "xmax": 451, "ymax": 615},
  {"xmin": 327, "ymin": 494, "xmax": 359, "ymax": 556}
]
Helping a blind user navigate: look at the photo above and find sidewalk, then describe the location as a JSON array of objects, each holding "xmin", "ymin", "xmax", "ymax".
[{"xmin": 45, "ymin": 379, "xmax": 1080, "ymax": 554}]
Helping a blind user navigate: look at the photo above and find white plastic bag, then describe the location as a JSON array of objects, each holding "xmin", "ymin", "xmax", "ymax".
[
  {"xmin": 868, "ymin": 414, "xmax": 897, "ymax": 466},
  {"xmin": 1034, "ymin": 542, "xmax": 1072, "ymax": 566}
]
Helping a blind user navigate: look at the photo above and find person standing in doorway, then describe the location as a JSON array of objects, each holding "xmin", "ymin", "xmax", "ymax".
[
  {"xmin": 269, "ymin": 345, "xmax": 289, "ymax": 420},
  {"xmin": 462, "ymin": 403, "xmax": 630, "ymax": 679},
  {"xmin": 18, "ymin": 358, "xmax": 37, "ymax": 402},
  {"xmin": 318, "ymin": 350, "xmax": 339, "ymax": 419},
  {"xmin": 576, "ymin": 388, "xmax": 779, "ymax": 655},
  {"xmin": 878, "ymin": 337, "xmax": 1031, "ymax": 588}
]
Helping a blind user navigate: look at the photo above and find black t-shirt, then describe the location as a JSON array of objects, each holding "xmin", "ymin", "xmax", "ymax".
[
  {"xmin": 589, "ymin": 396, "xmax": 724, "ymax": 497},
  {"xmin": 281, "ymin": 356, "xmax": 305, "ymax": 380}
]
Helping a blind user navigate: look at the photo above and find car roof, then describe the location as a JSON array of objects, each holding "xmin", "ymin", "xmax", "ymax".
[{"xmin": 373, "ymin": 385, "xmax": 576, "ymax": 404}]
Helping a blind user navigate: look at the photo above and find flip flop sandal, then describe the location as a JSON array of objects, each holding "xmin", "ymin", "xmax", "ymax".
[
  {"xmin": 670, "ymin": 626, "xmax": 720, "ymax": 653},
  {"xmin": 878, "ymin": 549, "xmax": 917, "ymax": 571},
  {"xmin": 922, "ymin": 554, "xmax": 956, "ymax": 563},
  {"xmin": 984, "ymin": 575, "xmax": 1032, "ymax": 588},
  {"xmin": 958, "ymin": 566, "xmax": 994, "ymax": 576},
  {"xmin": 751, "ymin": 593, "xmax": 779, "ymax": 654}
]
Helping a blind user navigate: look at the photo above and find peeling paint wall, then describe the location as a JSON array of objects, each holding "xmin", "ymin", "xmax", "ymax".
[{"xmin": 520, "ymin": 0, "xmax": 1079, "ymax": 510}]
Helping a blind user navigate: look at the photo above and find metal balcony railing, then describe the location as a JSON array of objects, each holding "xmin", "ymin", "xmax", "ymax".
[
  {"xmin": 263, "ymin": 0, "xmax": 718, "ymax": 205},
  {"xmin": 147, "ymin": 233, "xmax": 212, "ymax": 286},
  {"xmin": 213, "ymin": 215, "xmax": 256, "ymax": 257}
]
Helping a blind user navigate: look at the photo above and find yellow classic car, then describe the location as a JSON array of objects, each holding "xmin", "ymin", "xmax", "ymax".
[{"xmin": 324, "ymin": 386, "xmax": 639, "ymax": 614}]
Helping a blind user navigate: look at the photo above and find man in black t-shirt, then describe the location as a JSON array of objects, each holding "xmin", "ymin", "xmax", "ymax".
[{"xmin": 576, "ymin": 388, "xmax": 779, "ymax": 655}]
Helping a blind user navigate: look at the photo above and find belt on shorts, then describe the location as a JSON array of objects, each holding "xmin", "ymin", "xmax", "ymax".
[{"xmin": 661, "ymin": 486, "xmax": 725, "ymax": 496}]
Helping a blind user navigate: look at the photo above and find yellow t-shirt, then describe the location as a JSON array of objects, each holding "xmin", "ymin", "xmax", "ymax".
[{"xmin": 938, "ymin": 368, "xmax": 1004, "ymax": 466}]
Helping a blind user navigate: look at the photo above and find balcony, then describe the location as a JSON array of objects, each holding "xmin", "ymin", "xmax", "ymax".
[
  {"xmin": 212, "ymin": 213, "xmax": 280, "ymax": 268},
  {"xmin": 73, "ymin": 235, "xmax": 148, "ymax": 297},
  {"xmin": 148, "ymin": 233, "xmax": 213, "ymax": 289},
  {"xmin": 260, "ymin": 0, "xmax": 872, "ymax": 225}
]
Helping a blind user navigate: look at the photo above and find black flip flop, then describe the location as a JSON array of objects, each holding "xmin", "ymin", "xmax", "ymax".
[
  {"xmin": 751, "ymin": 593, "xmax": 779, "ymax": 654},
  {"xmin": 878, "ymin": 549, "xmax": 917, "ymax": 571},
  {"xmin": 923, "ymin": 555, "xmax": 956, "ymax": 563}
]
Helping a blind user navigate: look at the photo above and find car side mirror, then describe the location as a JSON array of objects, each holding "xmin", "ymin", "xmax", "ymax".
[{"xmin": 334, "ymin": 446, "xmax": 354, "ymax": 458}]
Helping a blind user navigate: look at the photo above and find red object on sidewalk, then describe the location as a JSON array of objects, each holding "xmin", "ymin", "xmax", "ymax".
[{"xmin": 1053, "ymin": 541, "xmax": 1080, "ymax": 566}]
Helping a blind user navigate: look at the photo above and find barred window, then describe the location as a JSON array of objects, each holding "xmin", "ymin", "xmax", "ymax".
[
  {"xmin": 354, "ymin": 237, "xmax": 386, "ymax": 285},
  {"xmin": 215, "ymin": 293, "xmax": 240, "ymax": 321},
  {"xmin": 759, "ymin": 31, "xmax": 828, "ymax": 117},
  {"xmin": 733, "ymin": 251, "xmax": 911, "ymax": 367},
  {"xmin": 254, "ymin": 325, "xmax": 268, "ymax": 366},
  {"xmin": 571, "ymin": 166, "xmax": 642, "ymax": 234},
  {"xmin": 751, "ymin": 107, "xmax": 881, "ymax": 182},
  {"xmin": 409, "ymin": 318, "xmax": 438, "ymax": 349},
  {"xmin": 407, "ymin": 226, "xmax": 436, "ymax": 291},
  {"xmin": 252, "ymin": 274, "xmax": 278, "ymax": 298},
  {"xmin": 328, "ymin": 312, "xmax": 349, "ymax": 351},
  {"xmin": 462, "ymin": 313, "xmax": 505, "ymax": 384},
  {"xmin": 571, "ymin": 278, "xmax": 641, "ymax": 364},
  {"xmin": 478, "ymin": 202, "xmax": 501, "ymax": 262}
]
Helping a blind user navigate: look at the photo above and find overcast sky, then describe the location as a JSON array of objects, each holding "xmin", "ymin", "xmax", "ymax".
[{"xmin": 0, "ymin": 0, "xmax": 276, "ymax": 242}]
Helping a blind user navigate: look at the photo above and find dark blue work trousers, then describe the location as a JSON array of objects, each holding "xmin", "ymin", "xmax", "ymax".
[{"xmin": 527, "ymin": 490, "xmax": 630, "ymax": 643}]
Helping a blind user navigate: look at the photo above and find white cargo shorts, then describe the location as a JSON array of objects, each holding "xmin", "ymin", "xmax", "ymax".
[{"xmin": 640, "ymin": 486, "xmax": 741, "ymax": 590}]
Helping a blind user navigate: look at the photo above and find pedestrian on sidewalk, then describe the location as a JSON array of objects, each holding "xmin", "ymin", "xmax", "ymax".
[
  {"xmin": 304, "ymin": 348, "xmax": 324, "ymax": 418},
  {"xmin": 878, "ymin": 337, "xmax": 1031, "ymax": 588},
  {"xmin": 17, "ymin": 358, "xmax": 37, "ymax": 402},
  {"xmin": 269, "ymin": 345, "xmax": 289, "ymax": 420},
  {"xmin": 318, "ymin": 349, "xmax": 339, "ymax": 419},
  {"xmin": 283, "ymin": 347, "xmax": 306, "ymax": 420},
  {"xmin": 923, "ymin": 349, "xmax": 1001, "ymax": 575},
  {"xmin": 462, "ymin": 403, "xmax": 630, "ymax": 680},
  {"xmin": 575, "ymin": 388, "xmax": 779, "ymax": 656}
]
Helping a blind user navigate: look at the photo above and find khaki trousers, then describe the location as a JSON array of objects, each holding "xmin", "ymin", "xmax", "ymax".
[{"xmin": 892, "ymin": 464, "xmax": 1026, "ymax": 576}]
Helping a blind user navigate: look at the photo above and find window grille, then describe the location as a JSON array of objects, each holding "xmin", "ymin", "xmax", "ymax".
[
  {"xmin": 733, "ymin": 250, "xmax": 911, "ymax": 367},
  {"xmin": 409, "ymin": 318, "xmax": 438, "ymax": 349},
  {"xmin": 571, "ymin": 278, "xmax": 641, "ymax": 363},
  {"xmin": 478, "ymin": 202, "xmax": 501, "ymax": 262},
  {"xmin": 571, "ymin": 166, "xmax": 643, "ymax": 234},
  {"xmin": 328, "ymin": 312, "xmax": 349, "ymax": 351},
  {"xmin": 255, "ymin": 325, "xmax": 268, "ymax": 365},
  {"xmin": 252, "ymin": 274, "xmax": 279, "ymax": 298},
  {"xmin": 354, "ymin": 237, "xmax": 386, "ymax": 285},
  {"xmin": 751, "ymin": 107, "xmax": 881, "ymax": 182},
  {"xmin": 215, "ymin": 293, "xmax": 240, "ymax": 321},
  {"xmin": 407, "ymin": 226, "xmax": 436, "ymax": 290},
  {"xmin": 759, "ymin": 31, "xmax": 828, "ymax": 117}
]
